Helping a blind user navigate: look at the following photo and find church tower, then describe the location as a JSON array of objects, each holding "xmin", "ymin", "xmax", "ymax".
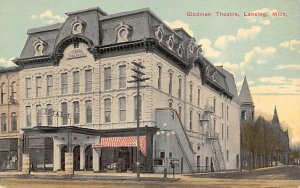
[
  {"xmin": 272, "ymin": 106, "xmax": 280, "ymax": 128},
  {"xmin": 239, "ymin": 76, "xmax": 255, "ymax": 124}
]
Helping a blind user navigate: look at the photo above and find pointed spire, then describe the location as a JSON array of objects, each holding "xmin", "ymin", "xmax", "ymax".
[
  {"xmin": 239, "ymin": 76, "xmax": 253, "ymax": 104},
  {"xmin": 272, "ymin": 105, "xmax": 280, "ymax": 127}
]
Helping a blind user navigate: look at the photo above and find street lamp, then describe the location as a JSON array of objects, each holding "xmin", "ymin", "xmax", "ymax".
[{"xmin": 156, "ymin": 123, "xmax": 176, "ymax": 179}]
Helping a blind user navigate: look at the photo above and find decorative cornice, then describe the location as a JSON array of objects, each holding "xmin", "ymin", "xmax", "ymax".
[{"xmin": 14, "ymin": 36, "xmax": 233, "ymax": 99}]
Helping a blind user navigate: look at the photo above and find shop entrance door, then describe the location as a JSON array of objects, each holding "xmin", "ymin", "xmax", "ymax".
[
  {"xmin": 73, "ymin": 145, "xmax": 80, "ymax": 171},
  {"xmin": 85, "ymin": 145, "xmax": 93, "ymax": 171}
]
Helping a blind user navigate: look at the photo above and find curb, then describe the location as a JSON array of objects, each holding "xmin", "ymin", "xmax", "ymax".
[{"xmin": 0, "ymin": 174, "xmax": 180, "ymax": 183}]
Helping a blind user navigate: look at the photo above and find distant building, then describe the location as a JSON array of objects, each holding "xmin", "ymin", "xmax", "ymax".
[
  {"xmin": 239, "ymin": 77, "xmax": 290, "ymax": 169},
  {"xmin": 239, "ymin": 77, "xmax": 254, "ymax": 125},
  {"xmin": 271, "ymin": 106, "xmax": 290, "ymax": 165},
  {"xmin": 0, "ymin": 66, "xmax": 21, "ymax": 171},
  {"xmin": 13, "ymin": 7, "xmax": 240, "ymax": 173}
]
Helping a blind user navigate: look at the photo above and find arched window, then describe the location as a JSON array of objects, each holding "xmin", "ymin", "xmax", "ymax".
[
  {"xmin": 158, "ymin": 66, "xmax": 162, "ymax": 90},
  {"xmin": 36, "ymin": 76, "xmax": 42, "ymax": 97},
  {"xmin": 73, "ymin": 101, "xmax": 80, "ymax": 124},
  {"xmin": 26, "ymin": 106, "xmax": 31, "ymax": 127},
  {"xmin": 119, "ymin": 65, "xmax": 126, "ymax": 89},
  {"xmin": 104, "ymin": 67, "xmax": 111, "ymax": 90},
  {"xmin": 61, "ymin": 73, "xmax": 68, "ymax": 94},
  {"xmin": 85, "ymin": 100, "xmax": 92, "ymax": 123},
  {"xmin": 11, "ymin": 81, "xmax": 16, "ymax": 101},
  {"xmin": 11, "ymin": 112, "xmax": 17, "ymax": 131},
  {"xmin": 168, "ymin": 72, "xmax": 173, "ymax": 95},
  {"xmin": 189, "ymin": 83, "xmax": 193, "ymax": 103},
  {"xmin": 104, "ymin": 98, "xmax": 111, "ymax": 122},
  {"xmin": 178, "ymin": 106, "xmax": 182, "ymax": 120},
  {"xmin": 178, "ymin": 77, "xmax": 182, "ymax": 99},
  {"xmin": 73, "ymin": 71, "xmax": 80, "ymax": 94},
  {"xmin": 36, "ymin": 105, "xmax": 42, "ymax": 126},
  {"xmin": 1, "ymin": 83, "xmax": 5, "ymax": 104},
  {"xmin": 61, "ymin": 102, "xmax": 68, "ymax": 125},
  {"xmin": 118, "ymin": 97, "xmax": 126, "ymax": 121},
  {"xmin": 85, "ymin": 69, "xmax": 92, "ymax": 92},
  {"xmin": 46, "ymin": 104, "xmax": 53, "ymax": 126},
  {"xmin": 1, "ymin": 113, "xmax": 6, "ymax": 132}
]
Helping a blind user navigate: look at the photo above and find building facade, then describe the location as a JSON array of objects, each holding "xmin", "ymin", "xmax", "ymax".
[
  {"xmin": 14, "ymin": 7, "xmax": 240, "ymax": 173},
  {"xmin": 0, "ymin": 67, "xmax": 21, "ymax": 171}
]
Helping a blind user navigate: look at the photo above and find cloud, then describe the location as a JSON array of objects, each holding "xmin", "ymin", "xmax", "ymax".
[
  {"xmin": 279, "ymin": 39, "xmax": 300, "ymax": 53},
  {"xmin": 31, "ymin": 10, "xmax": 65, "ymax": 25},
  {"xmin": 276, "ymin": 64, "xmax": 300, "ymax": 70},
  {"xmin": 237, "ymin": 26, "xmax": 261, "ymax": 40},
  {"xmin": 214, "ymin": 26, "xmax": 261, "ymax": 50},
  {"xmin": 31, "ymin": 15, "xmax": 38, "ymax": 19},
  {"xmin": 258, "ymin": 76, "xmax": 287, "ymax": 84},
  {"xmin": 0, "ymin": 57, "xmax": 17, "ymax": 68},
  {"xmin": 198, "ymin": 38, "xmax": 221, "ymax": 59},
  {"xmin": 214, "ymin": 61, "xmax": 239, "ymax": 74},
  {"xmin": 244, "ymin": 8, "xmax": 279, "ymax": 25},
  {"xmin": 241, "ymin": 46, "xmax": 276, "ymax": 67},
  {"xmin": 164, "ymin": 20, "xmax": 194, "ymax": 36},
  {"xmin": 214, "ymin": 35, "xmax": 236, "ymax": 49},
  {"xmin": 251, "ymin": 84, "xmax": 300, "ymax": 95},
  {"xmin": 254, "ymin": 77, "xmax": 300, "ymax": 95}
]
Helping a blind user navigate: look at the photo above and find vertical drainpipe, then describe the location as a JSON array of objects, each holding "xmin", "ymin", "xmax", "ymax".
[{"xmin": 183, "ymin": 73, "xmax": 187, "ymax": 128}]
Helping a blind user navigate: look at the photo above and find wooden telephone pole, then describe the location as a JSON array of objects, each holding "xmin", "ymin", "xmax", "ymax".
[{"xmin": 127, "ymin": 61, "xmax": 149, "ymax": 181}]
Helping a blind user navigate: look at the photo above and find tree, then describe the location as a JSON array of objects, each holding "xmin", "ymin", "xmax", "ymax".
[{"xmin": 290, "ymin": 150, "xmax": 300, "ymax": 165}]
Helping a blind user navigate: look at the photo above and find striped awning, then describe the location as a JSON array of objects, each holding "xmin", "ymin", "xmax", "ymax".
[{"xmin": 93, "ymin": 135, "xmax": 147, "ymax": 156}]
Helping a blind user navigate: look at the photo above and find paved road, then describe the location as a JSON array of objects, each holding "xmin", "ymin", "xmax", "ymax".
[{"xmin": 0, "ymin": 166, "xmax": 299, "ymax": 188}]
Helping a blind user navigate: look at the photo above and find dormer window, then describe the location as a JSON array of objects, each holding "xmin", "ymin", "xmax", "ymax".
[
  {"xmin": 71, "ymin": 17, "xmax": 85, "ymax": 35},
  {"xmin": 188, "ymin": 38, "xmax": 196, "ymax": 53},
  {"xmin": 166, "ymin": 35, "xmax": 175, "ymax": 50},
  {"xmin": 155, "ymin": 24, "xmax": 164, "ymax": 43},
  {"xmin": 177, "ymin": 43, "xmax": 183, "ymax": 57},
  {"xmin": 205, "ymin": 65, "xmax": 210, "ymax": 76},
  {"xmin": 116, "ymin": 21, "xmax": 132, "ymax": 43},
  {"xmin": 33, "ymin": 37, "xmax": 47, "ymax": 56},
  {"xmin": 212, "ymin": 71, "xmax": 217, "ymax": 81},
  {"xmin": 196, "ymin": 45, "xmax": 203, "ymax": 57}
]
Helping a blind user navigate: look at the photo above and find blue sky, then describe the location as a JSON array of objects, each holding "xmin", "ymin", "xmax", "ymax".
[{"xmin": 0, "ymin": 0, "xmax": 299, "ymax": 145}]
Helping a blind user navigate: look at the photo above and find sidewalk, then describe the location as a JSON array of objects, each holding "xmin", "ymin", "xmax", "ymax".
[{"xmin": 0, "ymin": 171, "xmax": 181, "ymax": 182}]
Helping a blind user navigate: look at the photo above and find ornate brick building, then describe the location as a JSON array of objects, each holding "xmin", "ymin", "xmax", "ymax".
[
  {"xmin": 0, "ymin": 67, "xmax": 21, "ymax": 171},
  {"xmin": 13, "ymin": 7, "xmax": 240, "ymax": 173}
]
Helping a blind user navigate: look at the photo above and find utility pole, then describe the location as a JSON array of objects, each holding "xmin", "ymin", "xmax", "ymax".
[{"xmin": 127, "ymin": 61, "xmax": 149, "ymax": 181}]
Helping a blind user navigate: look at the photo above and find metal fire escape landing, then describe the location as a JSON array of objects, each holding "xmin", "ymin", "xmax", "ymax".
[{"xmin": 200, "ymin": 105, "xmax": 226, "ymax": 171}]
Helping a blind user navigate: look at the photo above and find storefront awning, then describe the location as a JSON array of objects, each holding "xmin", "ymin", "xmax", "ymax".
[{"xmin": 93, "ymin": 136, "xmax": 147, "ymax": 156}]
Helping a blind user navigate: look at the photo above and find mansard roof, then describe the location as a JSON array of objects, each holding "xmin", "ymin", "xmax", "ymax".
[
  {"xmin": 15, "ymin": 7, "xmax": 236, "ymax": 100},
  {"xmin": 239, "ymin": 76, "xmax": 253, "ymax": 104},
  {"xmin": 216, "ymin": 66, "xmax": 240, "ymax": 103}
]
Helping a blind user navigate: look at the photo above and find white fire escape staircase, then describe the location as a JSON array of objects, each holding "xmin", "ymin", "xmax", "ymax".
[{"xmin": 200, "ymin": 105, "xmax": 226, "ymax": 171}]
